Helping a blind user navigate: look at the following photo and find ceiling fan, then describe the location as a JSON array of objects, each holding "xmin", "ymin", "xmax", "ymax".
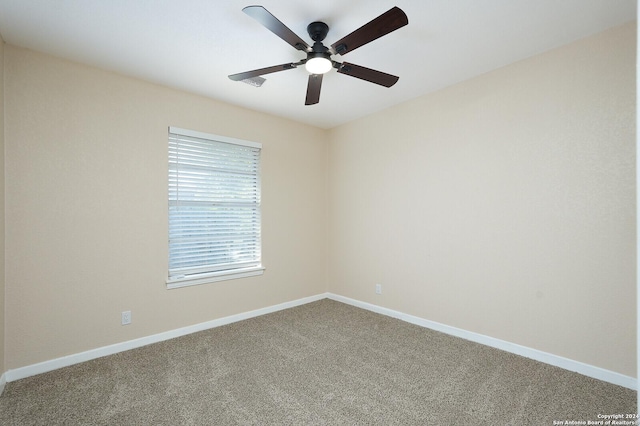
[{"xmin": 228, "ymin": 5, "xmax": 408, "ymax": 105}]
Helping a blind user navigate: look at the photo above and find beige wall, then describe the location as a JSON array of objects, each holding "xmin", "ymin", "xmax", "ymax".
[
  {"xmin": 3, "ymin": 45, "xmax": 328, "ymax": 369},
  {"xmin": 0, "ymin": 38, "xmax": 5, "ymax": 376},
  {"xmin": 328, "ymin": 23, "xmax": 636, "ymax": 377},
  {"xmin": 1, "ymin": 22, "xmax": 636, "ymax": 379}
]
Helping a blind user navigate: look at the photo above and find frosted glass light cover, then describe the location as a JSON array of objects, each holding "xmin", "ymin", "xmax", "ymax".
[{"xmin": 305, "ymin": 57, "xmax": 332, "ymax": 74}]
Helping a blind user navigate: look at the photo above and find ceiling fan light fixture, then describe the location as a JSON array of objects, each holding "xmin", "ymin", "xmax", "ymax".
[
  {"xmin": 230, "ymin": 6, "xmax": 408, "ymax": 105},
  {"xmin": 305, "ymin": 56, "xmax": 332, "ymax": 74}
]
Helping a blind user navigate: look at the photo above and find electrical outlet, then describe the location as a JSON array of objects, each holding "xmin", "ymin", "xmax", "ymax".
[
  {"xmin": 121, "ymin": 310, "xmax": 132, "ymax": 325},
  {"xmin": 375, "ymin": 284, "xmax": 382, "ymax": 295}
]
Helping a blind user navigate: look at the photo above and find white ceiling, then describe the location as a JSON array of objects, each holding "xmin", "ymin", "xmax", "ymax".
[{"xmin": 0, "ymin": 0, "xmax": 635, "ymax": 129}]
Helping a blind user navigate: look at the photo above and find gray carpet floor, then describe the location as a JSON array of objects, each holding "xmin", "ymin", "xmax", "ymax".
[{"xmin": 0, "ymin": 299, "xmax": 635, "ymax": 425}]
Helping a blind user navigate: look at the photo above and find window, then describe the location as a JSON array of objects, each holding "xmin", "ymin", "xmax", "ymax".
[{"xmin": 167, "ymin": 127, "xmax": 263, "ymax": 289}]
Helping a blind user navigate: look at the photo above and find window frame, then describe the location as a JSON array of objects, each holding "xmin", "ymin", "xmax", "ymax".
[{"xmin": 166, "ymin": 126, "xmax": 264, "ymax": 289}]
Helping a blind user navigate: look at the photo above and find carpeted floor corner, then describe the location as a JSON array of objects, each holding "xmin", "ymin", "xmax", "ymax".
[{"xmin": 0, "ymin": 299, "xmax": 635, "ymax": 425}]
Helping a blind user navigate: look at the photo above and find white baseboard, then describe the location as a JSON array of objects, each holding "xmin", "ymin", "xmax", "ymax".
[
  {"xmin": 4, "ymin": 293, "xmax": 329, "ymax": 383},
  {"xmin": 327, "ymin": 293, "xmax": 637, "ymax": 390},
  {"xmin": 4, "ymin": 292, "xmax": 636, "ymax": 391},
  {"xmin": 0, "ymin": 372, "xmax": 6, "ymax": 396}
]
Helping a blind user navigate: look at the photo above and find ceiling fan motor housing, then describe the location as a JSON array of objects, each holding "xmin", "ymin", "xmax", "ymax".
[{"xmin": 307, "ymin": 21, "xmax": 329, "ymax": 42}]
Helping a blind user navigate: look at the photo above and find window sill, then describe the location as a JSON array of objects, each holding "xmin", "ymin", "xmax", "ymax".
[{"xmin": 166, "ymin": 266, "xmax": 265, "ymax": 290}]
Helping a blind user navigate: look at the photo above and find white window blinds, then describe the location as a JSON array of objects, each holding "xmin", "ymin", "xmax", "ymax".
[{"xmin": 168, "ymin": 127, "xmax": 262, "ymax": 285}]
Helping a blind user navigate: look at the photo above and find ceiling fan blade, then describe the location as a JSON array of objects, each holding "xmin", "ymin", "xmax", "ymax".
[
  {"xmin": 305, "ymin": 74, "xmax": 323, "ymax": 105},
  {"xmin": 331, "ymin": 7, "xmax": 408, "ymax": 56},
  {"xmin": 336, "ymin": 62, "xmax": 399, "ymax": 87},
  {"xmin": 228, "ymin": 62, "xmax": 299, "ymax": 81},
  {"xmin": 243, "ymin": 6, "xmax": 311, "ymax": 52}
]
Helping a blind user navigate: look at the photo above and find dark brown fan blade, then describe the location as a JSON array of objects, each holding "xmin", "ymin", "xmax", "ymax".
[
  {"xmin": 305, "ymin": 74, "xmax": 323, "ymax": 105},
  {"xmin": 331, "ymin": 7, "xmax": 408, "ymax": 56},
  {"xmin": 336, "ymin": 62, "xmax": 399, "ymax": 87},
  {"xmin": 243, "ymin": 6, "xmax": 311, "ymax": 52},
  {"xmin": 228, "ymin": 63, "xmax": 299, "ymax": 81}
]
